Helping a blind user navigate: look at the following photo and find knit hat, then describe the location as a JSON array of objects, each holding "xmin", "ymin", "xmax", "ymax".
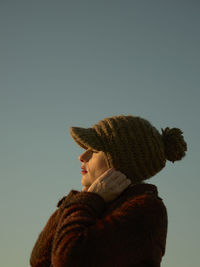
[{"xmin": 70, "ymin": 115, "xmax": 187, "ymax": 184}]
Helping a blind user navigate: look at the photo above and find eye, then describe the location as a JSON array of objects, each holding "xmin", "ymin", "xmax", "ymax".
[{"xmin": 91, "ymin": 149, "xmax": 98, "ymax": 154}]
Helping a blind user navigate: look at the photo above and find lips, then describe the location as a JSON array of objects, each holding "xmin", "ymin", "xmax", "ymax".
[{"xmin": 81, "ymin": 166, "xmax": 88, "ymax": 174}]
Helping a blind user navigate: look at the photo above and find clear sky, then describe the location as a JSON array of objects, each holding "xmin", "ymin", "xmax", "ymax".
[{"xmin": 0, "ymin": 1, "xmax": 199, "ymax": 266}]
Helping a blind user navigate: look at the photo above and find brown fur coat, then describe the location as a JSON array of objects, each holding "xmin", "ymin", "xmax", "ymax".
[{"xmin": 30, "ymin": 183, "xmax": 168, "ymax": 267}]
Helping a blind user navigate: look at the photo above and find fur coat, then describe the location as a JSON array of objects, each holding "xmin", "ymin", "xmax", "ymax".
[{"xmin": 30, "ymin": 183, "xmax": 168, "ymax": 267}]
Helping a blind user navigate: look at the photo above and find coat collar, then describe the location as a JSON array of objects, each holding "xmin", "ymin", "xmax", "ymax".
[
  {"xmin": 125, "ymin": 182, "xmax": 158, "ymax": 197},
  {"xmin": 104, "ymin": 182, "xmax": 159, "ymax": 211}
]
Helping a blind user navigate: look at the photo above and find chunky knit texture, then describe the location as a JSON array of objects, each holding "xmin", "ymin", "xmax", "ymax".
[
  {"xmin": 30, "ymin": 183, "xmax": 168, "ymax": 267},
  {"xmin": 70, "ymin": 114, "xmax": 187, "ymax": 184}
]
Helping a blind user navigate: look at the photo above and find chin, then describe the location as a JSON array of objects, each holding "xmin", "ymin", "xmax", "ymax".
[{"xmin": 81, "ymin": 177, "xmax": 90, "ymax": 187}]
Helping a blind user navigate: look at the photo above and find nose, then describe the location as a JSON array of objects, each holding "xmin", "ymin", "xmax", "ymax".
[{"xmin": 78, "ymin": 149, "xmax": 91, "ymax": 162}]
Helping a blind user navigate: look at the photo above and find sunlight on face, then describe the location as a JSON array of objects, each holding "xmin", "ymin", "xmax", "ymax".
[{"xmin": 79, "ymin": 149, "xmax": 109, "ymax": 187}]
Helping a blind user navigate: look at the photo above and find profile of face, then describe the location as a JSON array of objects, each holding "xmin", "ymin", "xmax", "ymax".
[{"xmin": 79, "ymin": 149, "xmax": 109, "ymax": 188}]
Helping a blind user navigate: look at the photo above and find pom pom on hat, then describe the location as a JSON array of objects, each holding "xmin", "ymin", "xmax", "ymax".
[{"xmin": 161, "ymin": 127, "xmax": 187, "ymax": 163}]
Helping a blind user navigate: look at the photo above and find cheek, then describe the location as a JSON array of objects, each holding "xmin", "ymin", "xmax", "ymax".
[
  {"xmin": 95, "ymin": 158, "xmax": 109, "ymax": 175},
  {"xmin": 100, "ymin": 160, "xmax": 108, "ymax": 171},
  {"xmin": 87, "ymin": 153, "xmax": 109, "ymax": 182}
]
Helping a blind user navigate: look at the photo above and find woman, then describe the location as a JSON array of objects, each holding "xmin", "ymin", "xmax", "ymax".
[{"xmin": 30, "ymin": 114, "xmax": 187, "ymax": 267}]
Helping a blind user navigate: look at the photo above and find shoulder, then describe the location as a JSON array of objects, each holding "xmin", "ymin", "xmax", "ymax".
[
  {"xmin": 120, "ymin": 185, "xmax": 168, "ymax": 230},
  {"xmin": 126, "ymin": 190, "xmax": 168, "ymax": 254},
  {"xmin": 128, "ymin": 192, "xmax": 167, "ymax": 218}
]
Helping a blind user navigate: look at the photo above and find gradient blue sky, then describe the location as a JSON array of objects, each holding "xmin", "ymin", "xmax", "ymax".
[{"xmin": 1, "ymin": 1, "xmax": 199, "ymax": 266}]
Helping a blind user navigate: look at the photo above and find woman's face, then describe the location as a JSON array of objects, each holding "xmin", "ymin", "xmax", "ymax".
[{"xmin": 79, "ymin": 148, "xmax": 109, "ymax": 188}]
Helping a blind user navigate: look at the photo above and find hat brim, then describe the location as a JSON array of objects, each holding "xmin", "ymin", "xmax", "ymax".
[{"xmin": 70, "ymin": 127, "xmax": 103, "ymax": 152}]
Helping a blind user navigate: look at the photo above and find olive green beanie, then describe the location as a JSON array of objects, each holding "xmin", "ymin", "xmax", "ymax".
[{"xmin": 70, "ymin": 114, "xmax": 187, "ymax": 184}]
